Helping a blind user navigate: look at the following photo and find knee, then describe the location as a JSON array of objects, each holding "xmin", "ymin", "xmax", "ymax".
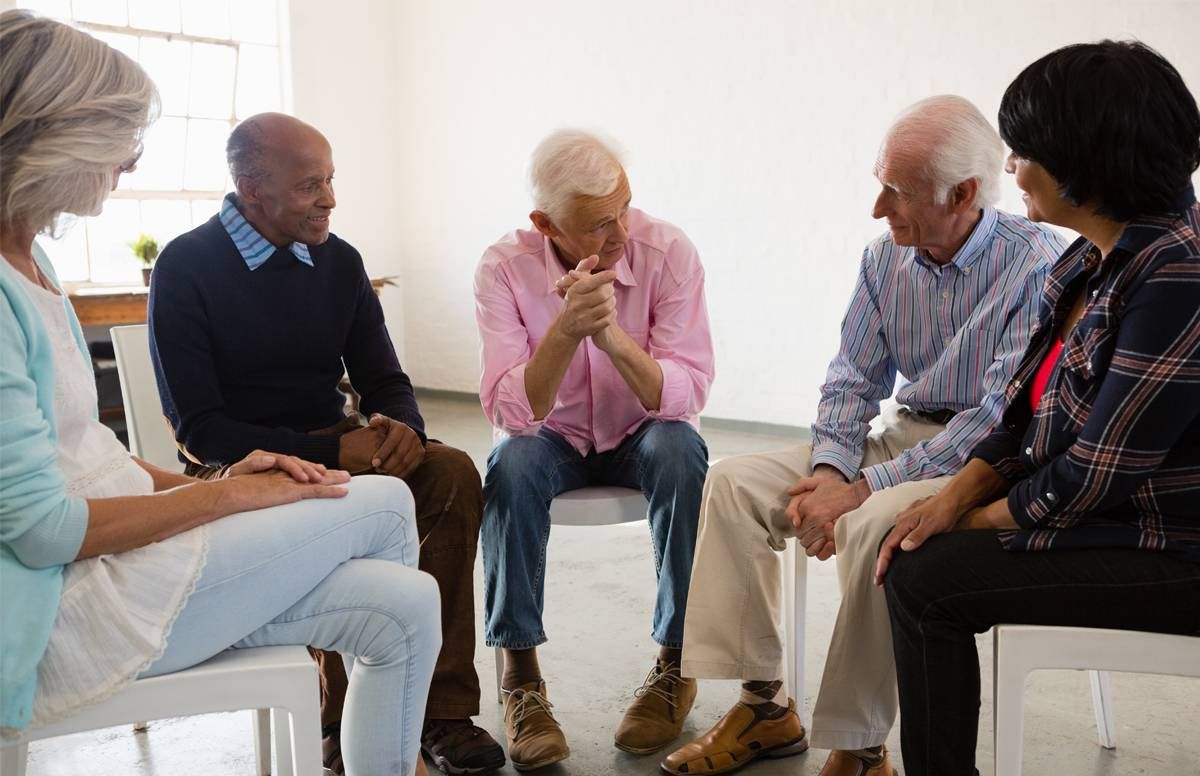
[
  {"xmin": 484, "ymin": 435, "xmax": 557, "ymax": 497},
  {"xmin": 377, "ymin": 567, "xmax": 443, "ymax": 658},
  {"xmin": 640, "ymin": 422, "xmax": 708, "ymax": 482},
  {"xmin": 349, "ymin": 474, "xmax": 416, "ymax": 519}
]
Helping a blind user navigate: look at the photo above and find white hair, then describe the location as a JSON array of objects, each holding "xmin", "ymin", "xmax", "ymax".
[
  {"xmin": 0, "ymin": 9, "xmax": 159, "ymax": 236},
  {"xmin": 887, "ymin": 95, "xmax": 1004, "ymax": 209},
  {"xmin": 528, "ymin": 129, "xmax": 625, "ymax": 223}
]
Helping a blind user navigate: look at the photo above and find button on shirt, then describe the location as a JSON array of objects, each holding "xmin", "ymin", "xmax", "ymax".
[
  {"xmin": 475, "ymin": 208, "xmax": 715, "ymax": 455},
  {"xmin": 812, "ymin": 207, "xmax": 1066, "ymax": 490}
]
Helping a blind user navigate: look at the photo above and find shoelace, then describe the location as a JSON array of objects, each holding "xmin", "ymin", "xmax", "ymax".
[
  {"xmin": 509, "ymin": 688, "xmax": 558, "ymax": 731},
  {"xmin": 632, "ymin": 661, "xmax": 681, "ymax": 708}
]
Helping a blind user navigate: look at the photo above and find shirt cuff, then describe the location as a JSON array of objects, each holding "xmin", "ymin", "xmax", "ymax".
[
  {"xmin": 282, "ymin": 433, "xmax": 342, "ymax": 469},
  {"xmin": 491, "ymin": 364, "xmax": 548, "ymax": 435},
  {"xmin": 810, "ymin": 443, "xmax": 860, "ymax": 482},
  {"xmin": 861, "ymin": 459, "xmax": 907, "ymax": 491},
  {"xmin": 649, "ymin": 359, "xmax": 690, "ymax": 419},
  {"xmin": 8, "ymin": 495, "xmax": 89, "ymax": 569}
]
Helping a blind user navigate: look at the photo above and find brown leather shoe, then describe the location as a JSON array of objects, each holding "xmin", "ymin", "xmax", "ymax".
[
  {"xmin": 503, "ymin": 681, "xmax": 569, "ymax": 771},
  {"xmin": 614, "ymin": 660, "xmax": 698, "ymax": 754},
  {"xmin": 818, "ymin": 746, "xmax": 894, "ymax": 776},
  {"xmin": 660, "ymin": 699, "xmax": 808, "ymax": 774}
]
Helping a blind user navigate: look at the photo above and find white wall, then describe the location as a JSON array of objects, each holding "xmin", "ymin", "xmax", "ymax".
[{"xmin": 304, "ymin": 0, "xmax": 1200, "ymax": 426}]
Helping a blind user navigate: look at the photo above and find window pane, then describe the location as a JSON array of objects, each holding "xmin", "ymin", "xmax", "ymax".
[
  {"xmin": 71, "ymin": 0, "xmax": 127, "ymax": 26},
  {"xmin": 89, "ymin": 30, "xmax": 139, "ymax": 62},
  {"xmin": 191, "ymin": 199, "xmax": 223, "ymax": 227},
  {"xmin": 235, "ymin": 44, "xmax": 281, "ymax": 119},
  {"xmin": 138, "ymin": 37, "xmax": 190, "ymax": 116},
  {"xmin": 189, "ymin": 43, "xmax": 236, "ymax": 119},
  {"xmin": 16, "ymin": 0, "xmax": 72, "ymax": 19},
  {"xmin": 184, "ymin": 118, "xmax": 231, "ymax": 191},
  {"xmin": 127, "ymin": 0, "xmax": 180, "ymax": 32},
  {"xmin": 139, "ymin": 200, "xmax": 192, "ymax": 248},
  {"xmin": 86, "ymin": 199, "xmax": 142, "ymax": 284},
  {"xmin": 181, "ymin": 0, "xmax": 230, "ymax": 39},
  {"xmin": 37, "ymin": 225, "xmax": 90, "ymax": 284},
  {"xmin": 230, "ymin": 0, "xmax": 278, "ymax": 45},
  {"xmin": 121, "ymin": 116, "xmax": 186, "ymax": 191}
]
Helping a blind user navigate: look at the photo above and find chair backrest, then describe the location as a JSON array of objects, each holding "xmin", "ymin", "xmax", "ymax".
[
  {"xmin": 110, "ymin": 324, "xmax": 183, "ymax": 472},
  {"xmin": 548, "ymin": 486, "xmax": 648, "ymax": 526}
]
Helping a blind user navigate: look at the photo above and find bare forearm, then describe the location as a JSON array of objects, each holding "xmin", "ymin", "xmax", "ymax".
[
  {"xmin": 598, "ymin": 325, "xmax": 663, "ymax": 411},
  {"xmin": 78, "ymin": 480, "xmax": 225, "ymax": 559},
  {"xmin": 935, "ymin": 458, "xmax": 1009, "ymax": 515},
  {"xmin": 524, "ymin": 319, "xmax": 582, "ymax": 420},
  {"xmin": 134, "ymin": 456, "xmax": 194, "ymax": 491}
]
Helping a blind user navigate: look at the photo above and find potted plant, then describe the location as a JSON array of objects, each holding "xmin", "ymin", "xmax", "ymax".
[{"xmin": 129, "ymin": 233, "xmax": 159, "ymax": 286}]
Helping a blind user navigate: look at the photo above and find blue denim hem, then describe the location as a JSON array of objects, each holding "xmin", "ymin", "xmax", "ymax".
[
  {"xmin": 653, "ymin": 634, "xmax": 684, "ymax": 650},
  {"xmin": 485, "ymin": 634, "xmax": 548, "ymax": 650}
]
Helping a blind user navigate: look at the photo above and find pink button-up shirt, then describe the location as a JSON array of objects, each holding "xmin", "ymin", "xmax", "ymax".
[{"xmin": 474, "ymin": 208, "xmax": 715, "ymax": 455}]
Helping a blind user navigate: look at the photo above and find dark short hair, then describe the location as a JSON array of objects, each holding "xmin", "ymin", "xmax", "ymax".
[
  {"xmin": 998, "ymin": 40, "xmax": 1200, "ymax": 221},
  {"xmin": 226, "ymin": 118, "xmax": 267, "ymax": 182}
]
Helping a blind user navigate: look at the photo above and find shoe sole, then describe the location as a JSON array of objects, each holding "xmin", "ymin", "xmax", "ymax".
[
  {"xmin": 614, "ymin": 738, "xmax": 676, "ymax": 755},
  {"xmin": 425, "ymin": 751, "xmax": 507, "ymax": 775},
  {"xmin": 659, "ymin": 735, "xmax": 809, "ymax": 775},
  {"xmin": 511, "ymin": 747, "xmax": 571, "ymax": 772}
]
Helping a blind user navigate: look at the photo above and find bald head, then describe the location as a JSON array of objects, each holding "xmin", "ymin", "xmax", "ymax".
[{"xmin": 226, "ymin": 112, "xmax": 329, "ymax": 183}]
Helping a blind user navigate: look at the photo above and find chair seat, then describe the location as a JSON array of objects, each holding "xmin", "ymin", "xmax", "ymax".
[
  {"xmin": 547, "ymin": 486, "xmax": 648, "ymax": 526},
  {"xmin": 17, "ymin": 646, "xmax": 314, "ymax": 744}
]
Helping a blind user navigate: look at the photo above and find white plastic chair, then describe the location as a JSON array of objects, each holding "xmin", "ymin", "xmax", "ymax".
[
  {"xmin": 104, "ymin": 324, "xmax": 307, "ymax": 774},
  {"xmin": 490, "ymin": 484, "xmax": 809, "ymax": 719},
  {"xmin": 110, "ymin": 324, "xmax": 184, "ymax": 472},
  {"xmin": 993, "ymin": 625, "xmax": 1200, "ymax": 776},
  {"xmin": 0, "ymin": 646, "xmax": 322, "ymax": 776}
]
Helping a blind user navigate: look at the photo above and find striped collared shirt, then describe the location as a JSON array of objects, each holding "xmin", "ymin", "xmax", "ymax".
[
  {"xmin": 218, "ymin": 193, "xmax": 312, "ymax": 270},
  {"xmin": 812, "ymin": 207, "xmax": 1067, "ymax": 490},
  {"xmin": 973, "ymin": 192, "xmax": 1200, "ymax": 560}
]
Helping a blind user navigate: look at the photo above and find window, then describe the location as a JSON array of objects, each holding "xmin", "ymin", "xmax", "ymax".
[{"xmin": 18, "ymin": 0, "xmax": 288, "ymax": 284}]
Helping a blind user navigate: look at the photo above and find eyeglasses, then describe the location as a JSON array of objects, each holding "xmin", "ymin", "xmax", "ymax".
[{"xmin": 117, "ymin": 143, "xmax": 144, "ymax": 175}]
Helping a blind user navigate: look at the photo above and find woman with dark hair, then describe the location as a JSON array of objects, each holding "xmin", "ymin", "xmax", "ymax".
[
  {"xmin": 873, "ymin": 40, "xmax": 1200, "ymax": 774},
  {"xmin": 0, "ymin": 11, "xmax": 437, "ymax": 774}
]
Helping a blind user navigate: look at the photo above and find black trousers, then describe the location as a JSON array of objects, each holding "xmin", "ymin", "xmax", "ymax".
[{"xmin": 882, "ymin": 529, "xmax": 1200, "ymax": 776}]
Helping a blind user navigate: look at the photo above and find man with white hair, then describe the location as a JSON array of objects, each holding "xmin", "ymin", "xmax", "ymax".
[
  {"xmin": 474, "ymin": 129, "xmax": 715, "ymax": 769},
  {"xmin": 662, "ymin": 96, "xmax": 1066, "ymax": 776}
]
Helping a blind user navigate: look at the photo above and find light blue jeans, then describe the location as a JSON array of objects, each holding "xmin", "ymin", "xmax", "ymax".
[{"xmin": 142, "ymin": 476, "xmax": 440, "ymax": 776}]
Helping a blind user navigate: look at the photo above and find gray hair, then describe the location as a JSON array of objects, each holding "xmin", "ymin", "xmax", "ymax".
[
  {"xmin": 0, "ymin": 9, "xmax": 159, "ymax": 235},
  {"xmin": 528, "ymin": 129, "xmax": 625, "ymax": 223},
  {"xmin": 887, "ymin": 95, "xmax": 1004, "ymax": 209},
  {"xmin": 226, "ymin": 117, "xmax": 268, "ymax": 182}
]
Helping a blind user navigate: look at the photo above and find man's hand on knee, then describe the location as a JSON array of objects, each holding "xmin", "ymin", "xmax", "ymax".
[
  {"xmin": 786, "ymin": 465, "xmax": 870, "ymax": 559},
  {"xmin": 366, "ymin": 414, "xmax": 426, "ymax": 479}
]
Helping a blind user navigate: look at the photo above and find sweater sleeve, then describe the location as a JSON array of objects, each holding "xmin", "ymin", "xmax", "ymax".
[
  {"xmin": 340, "ymin": 250, "xmax": 426, "ymax": 443},
  {"xmin": 0, "ymin": 292, "xmax": 88, "ymax": 569},
  {"xmin": 148, "ymin": 247, "xmax": 342, "ymax": 467}
]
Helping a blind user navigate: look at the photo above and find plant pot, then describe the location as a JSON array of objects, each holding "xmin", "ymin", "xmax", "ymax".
[{"xmin": 141, "ymin": 267, "xmax": 153, "ymax": 287}]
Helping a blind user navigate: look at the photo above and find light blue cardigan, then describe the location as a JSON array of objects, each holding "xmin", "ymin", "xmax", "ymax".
[{"xmin": 0, "ymin": 243, "xmax": 92, "ymax": 731}]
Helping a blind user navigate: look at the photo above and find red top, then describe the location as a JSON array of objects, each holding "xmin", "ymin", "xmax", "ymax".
[{"xmin": 1030, "ymin": 337, "xmax": 1064, "ymax": 412}]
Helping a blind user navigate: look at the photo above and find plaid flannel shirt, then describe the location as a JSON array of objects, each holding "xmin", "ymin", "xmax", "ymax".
[{"xmin": 971, "ymin": 190, "xmax": 1200, "ymax": 561}]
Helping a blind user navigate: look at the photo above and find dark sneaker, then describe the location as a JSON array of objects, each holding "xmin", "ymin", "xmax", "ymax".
[{"xmin": 421, "ymin": 719, "xmax": 506, "ymax": 774}]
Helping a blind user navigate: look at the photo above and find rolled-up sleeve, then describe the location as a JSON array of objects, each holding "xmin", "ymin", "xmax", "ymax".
[
  {"xmin": 1, "ymin": 297, "xmax": 88, "ymax": 569},
  {"xmin": 646, "ymin": 237, "xmax": 714, "ymax": 420},
  {"xmin": 474, "ymin": 256, "xmax": 545, "ymax": 435}
]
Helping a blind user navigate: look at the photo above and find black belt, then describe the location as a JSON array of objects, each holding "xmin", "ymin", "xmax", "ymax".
[{"xmin": 912, "ymin": 408, "xmax": 958, "ymax": 425}]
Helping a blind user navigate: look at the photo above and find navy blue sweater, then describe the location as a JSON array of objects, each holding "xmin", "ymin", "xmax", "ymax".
[{"xmin": 148, "ymin": 215, "xmax": 425, "ymax": 468}]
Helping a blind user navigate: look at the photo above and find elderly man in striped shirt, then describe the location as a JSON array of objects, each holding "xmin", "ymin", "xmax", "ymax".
[{"xmin": 662, "ymin": 96, "xmax": 1066, "ymax": 776}]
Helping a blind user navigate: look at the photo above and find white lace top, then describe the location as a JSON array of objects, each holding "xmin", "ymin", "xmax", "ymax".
[{"xmin": 21, "ymin": 277, "xmax": 208, "ymax": 729}]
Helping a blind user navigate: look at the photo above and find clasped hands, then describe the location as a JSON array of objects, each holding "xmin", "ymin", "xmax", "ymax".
[
  {"xmin": 554, "ymin": 254, "xmax": 623, "ymax": 351},
  {"xmin": 338, "ymin": 414, "xmax": 425, "ymax": 478},
  {"xmin": 786, "ymin": 465, "xmax": 871, "ymax": 560}
]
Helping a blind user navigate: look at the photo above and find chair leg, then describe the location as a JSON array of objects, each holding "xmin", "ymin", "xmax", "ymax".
[
  {"xmin": 273, "ymin": 707, "xmax": 295, "ymax": 776},
  {"xmin": 792, "ymin": 543, "xmax": 807, "ymax": 719},
  {"xmin": 495, "ymin": 646, "xmax": 505, "ymax": 705},
  {"xmin": 253, "ymin": 708, "xmax": 272, "ymax": 775},
  {"xmin": 783, "ymin": 539, "xmax": 797, "ymax": 704},
  {"xmin": 0, "ymin": 743, "xmax": 28, "ymax": 776},
  {"xmin": 132, "ymin": 721, "xmax": 149, "ymax": 732},
  {"xmin": 993, "ymin": 629, "xmax": 1028, "ymax": 776},
  {"xmin": 1089, "ymin": 670, "xmax": 1117, "ymax": 749}
]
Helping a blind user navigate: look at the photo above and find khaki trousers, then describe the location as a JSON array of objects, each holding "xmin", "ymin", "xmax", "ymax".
[{"xmin": 680, "ymin": 406, "xmax": 951, "ymax": 751}]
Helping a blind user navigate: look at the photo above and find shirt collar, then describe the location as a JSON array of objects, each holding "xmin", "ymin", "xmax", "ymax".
[
  {"xmin": 219, "ymin": 193, "xmax": 313, "ymax": 270},
  {"xmin": 909, "ymin": 206, "xmax": 998, "ymax": 274},
  {"xmin": 540, "ymin": 235, "xmax": 637, "ymax": 294}
]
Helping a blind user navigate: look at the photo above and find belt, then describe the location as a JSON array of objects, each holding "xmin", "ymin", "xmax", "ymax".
[{"xmin": 912, "ymin": 407, "xmax": 958, "ymax": 425}]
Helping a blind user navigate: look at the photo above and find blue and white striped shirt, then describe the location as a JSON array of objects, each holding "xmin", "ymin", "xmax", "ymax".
[
  {"xmin": 218, "ymin": 192, "xmax": 312, "ymax": 269},
  {"xmin": 812, "ymin": 207, "xmax": 1067, "ymax": 491}
]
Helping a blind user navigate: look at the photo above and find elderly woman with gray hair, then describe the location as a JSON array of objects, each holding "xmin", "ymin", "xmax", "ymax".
[{"xmin": 0, "ymin": 11, "xmax": 436, "ymax": 775}]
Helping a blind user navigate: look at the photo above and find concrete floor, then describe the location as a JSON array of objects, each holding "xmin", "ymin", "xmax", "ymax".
[{"xmin": 27, "ymin": 393, "xmax": 1200, "ymax": 776}]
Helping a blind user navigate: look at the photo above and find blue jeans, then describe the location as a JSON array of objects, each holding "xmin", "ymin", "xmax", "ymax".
[
  {"xmin": 482, "ymin": 420, "xmax": 708, "ymax": 649},
  {"xmin": 143, "ymin": 476, "xmax": 440, "ymax": 776}
]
